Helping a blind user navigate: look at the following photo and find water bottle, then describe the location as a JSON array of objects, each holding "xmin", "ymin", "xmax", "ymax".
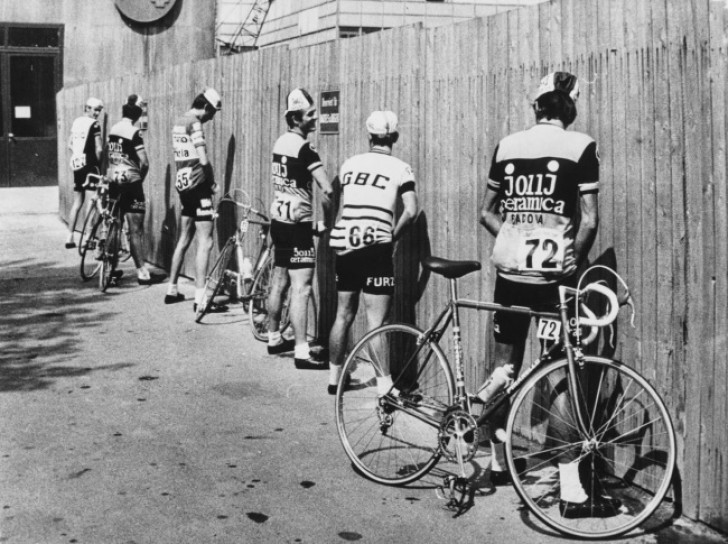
[
  {"xmin": 242, "ymin": 257, "xmax": 254, "ymax": 280},
  {"xmin": 477, "ymin": 364, "xmax": 514, "ymax": 405}
]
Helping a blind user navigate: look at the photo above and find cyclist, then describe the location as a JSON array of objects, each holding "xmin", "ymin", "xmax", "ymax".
[
  {"xmin": 105, "ymin": 94, "xmax": 160, "ymax": 285},
  {"xmin": 326, "ymin": 111, "xmax": 418, "ymax": 395},
  {"xmin": 266, "ymin": 88, "xmax": 333, "ymax": 368},
  {"xmin": 165, "ymin": 88, "xmax": 224, "ymax": 311},
  {"xmin": 65, "ymin": 97, "xmax": 103, "ymax": 249},
  {"xmin": 479, "ymin": 72, "xmax": 613, "ymax": 517}
]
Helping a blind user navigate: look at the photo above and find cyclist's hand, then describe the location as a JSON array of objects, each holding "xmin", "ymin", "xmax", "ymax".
[
  {"xmin": 312, "ymin": 221, "xmax": 328, "ymax": 237},
  {"xmin": 210, "ymin": 182, "xmax": 219, "ymax": 194}
]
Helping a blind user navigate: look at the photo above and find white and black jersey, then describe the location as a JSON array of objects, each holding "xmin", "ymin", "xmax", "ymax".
[
  {"xmin": 330, "ymin": 149, "xmax": 415, "ymax": 254},
  {"xmin": 488, "ymin": 123, "xmax": 599, "ymax": 284}
]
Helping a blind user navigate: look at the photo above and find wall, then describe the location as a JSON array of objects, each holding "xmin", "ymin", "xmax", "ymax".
[
  {"xmin": 1, "ymin": 0, "xmax": 215, "ymax": 87},
  {"xmin": 58, "ymin": 0, "xmax": 728, "ymax": 533}
]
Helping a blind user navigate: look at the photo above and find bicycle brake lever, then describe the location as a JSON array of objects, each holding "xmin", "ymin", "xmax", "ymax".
[{"xmin": 619, "ymin": 293, "xmax": 636, "ymax": 328}]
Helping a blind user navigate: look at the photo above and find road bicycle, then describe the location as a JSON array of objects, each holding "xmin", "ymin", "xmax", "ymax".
[
  {"xmin": 79, "ymin": 174, "xmax": 128, "ymax": 292},
  {"xmin": 195, "ymin": 189, "xmax": 291, "ymax": 341},
  {"xmin": 334, "ymin": 256, "xmax": 676, "ymax": 539},
  {"xmin": 77, "ymin": 173, "xmax": 130, "ymax": 263}
]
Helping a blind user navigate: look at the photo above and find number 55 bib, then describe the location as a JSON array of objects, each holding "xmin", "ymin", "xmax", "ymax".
[{"xmin": 492, "ymin": 223, "xmax": 569, "ymax": 275}]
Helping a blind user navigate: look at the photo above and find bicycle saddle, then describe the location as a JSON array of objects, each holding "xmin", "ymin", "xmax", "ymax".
[{"xmin": 422, "ymin": 256, "xmax": 481, "ymax": 279}]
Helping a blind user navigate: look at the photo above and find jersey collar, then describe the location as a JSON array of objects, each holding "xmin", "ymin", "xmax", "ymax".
[{"xmin": 370, "ymin": 146, "xmax": 392, "ymax": 155}]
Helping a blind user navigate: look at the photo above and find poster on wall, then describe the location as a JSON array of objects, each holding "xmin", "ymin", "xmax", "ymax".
[{"xmin": 319, "ymin": 91, "xmax": 339, "ymax": 135}]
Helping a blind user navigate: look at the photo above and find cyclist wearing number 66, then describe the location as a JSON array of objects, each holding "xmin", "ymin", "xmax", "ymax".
[
  {"xmin": 327, "ymin": 111, "xmax": 419, "ymax": 395},
  {"xmin": 480, "ymin": 72, "xmax": 609, "ymax": 517},
  {"xmin": 166, "ymin": 88, "xmax": 223, "ymax": 310}
]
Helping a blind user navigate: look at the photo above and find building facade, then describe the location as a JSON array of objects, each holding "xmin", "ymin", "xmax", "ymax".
[{"xmin": 217, "ymin": 0, "xmax": 545, "ymax": 51}]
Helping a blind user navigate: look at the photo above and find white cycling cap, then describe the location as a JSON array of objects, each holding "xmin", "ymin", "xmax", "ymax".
[
  {"xmin": 285, "ymin": 88, "xmax": 313, "ymax": 114},
  {"xmin": 366, "ymin": 110, "xmax": 398, "ymax": 136},
  {"xmin": 85, "ymin": 97, "xmax": 104, "ymax": 109},
  {"xmin": 202, "ymin": 88, "xmax": 222, "ymax": 110},
  {"xmin": 535, "ymin": 71, "xmax": 580, "ymax": 102}
]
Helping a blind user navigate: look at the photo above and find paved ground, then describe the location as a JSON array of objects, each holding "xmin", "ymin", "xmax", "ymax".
[{"xmin": 0, "ymin": 187, "xmax": 726, "ymax": 544}]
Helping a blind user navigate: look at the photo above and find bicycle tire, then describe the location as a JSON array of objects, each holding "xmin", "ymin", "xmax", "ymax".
[
  {"xmin": 79, "ymin": 217, "xmax": 102, "ymax": 281},
  {"xmin": 247, "ymin": 255, "xmax": 291, "ymax": 341},
  {"xmin": 505, "ymin": 356, "xmax": 676, "ymax": 539},
  {"xmin": 77, "ymin": 205, "xmax": 99, "ymax": 257},
  {"xmin": 195, "ymin": 239, "xmax": 236, "ymax": 323},
  {"xmin": 100, "ymin": 219, "xmax": 121, "ymax": 292},
  {"xmin": 335, "ymin": 323, "xmax": 455, "ymax": 485}
]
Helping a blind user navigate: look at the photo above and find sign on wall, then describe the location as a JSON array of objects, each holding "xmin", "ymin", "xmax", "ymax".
[
  {"xmin": 319, "ymin": 90, "xmax": 339, "ymax": 135},
  {"xmin": 114, "ymin": 0, "xmax": 179, "ymax": 24}
]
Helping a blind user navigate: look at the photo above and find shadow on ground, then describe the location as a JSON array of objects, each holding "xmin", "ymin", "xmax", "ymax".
[{"xmin": 0, "ymin": 260, "xmax": 135, "ymax": 392}]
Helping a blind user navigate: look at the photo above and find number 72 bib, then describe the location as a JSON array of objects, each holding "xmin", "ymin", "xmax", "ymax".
[{"xmin": 492, "ymin": 225, "xmax": 566, "ymax": 273}]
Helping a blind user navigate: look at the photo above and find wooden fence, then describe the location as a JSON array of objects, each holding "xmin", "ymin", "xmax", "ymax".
[{"xmin": 57, "ymin": 0, "xmax": 728, "ymax": 532}]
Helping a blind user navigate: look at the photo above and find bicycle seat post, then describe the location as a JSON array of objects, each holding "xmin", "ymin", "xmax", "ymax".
[{"xmin": 448, "ymin": 277, "xmax": 467, "ymax": 401}]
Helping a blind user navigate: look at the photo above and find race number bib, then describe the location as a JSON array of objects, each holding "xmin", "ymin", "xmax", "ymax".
[
  {"xmin": 343, "ymin": 220, "xmax": 382, "ymax": 250},
  {"xmin": 271, "ymin": 192, "xmax": 306, "ymax": 222},
  {"xmin": 109, "ymin": 165, "xmax": 136, "ymax": 184},
  {"xmin": 537, "ymin": 317, "xmax": 562, "ymax": 342},
  {"xmin": 175, "ymin": 167, "xmax": 193, "ymax": 191},
  {"xmin": 70, "ymin": 154, "xmax": 86, "ymax": 171},
  {"xmin": 516, "ymin": 228, "xmax": 566, "ymax": 272}
]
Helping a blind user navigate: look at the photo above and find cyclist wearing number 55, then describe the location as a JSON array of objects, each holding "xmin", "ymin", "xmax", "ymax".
[
  {"xmin": 327, "ymin": 111, "xmax": 419, "ymax": 395},
  {"xmin": 105, "ymin": 94, "xmax": 158, "ymax": 285},
  {"xmin": 480, "ymin": 72, "xmax": 611, "ymax": 517},
  {"xmin": 166, "ymin": 88, "xmax": 223, "ymax": 310},
  {"xmin": 266, "ymin": 88, "xmax": 333, "ymax": 368}
]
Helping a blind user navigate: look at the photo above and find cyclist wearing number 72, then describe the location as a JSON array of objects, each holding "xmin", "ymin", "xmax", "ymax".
[{"xmin": 479, "ymin": 72, "xmax": 607, "ymax": 518}]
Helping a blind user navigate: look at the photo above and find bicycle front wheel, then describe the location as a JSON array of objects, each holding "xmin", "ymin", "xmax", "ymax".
[
  {"xmin": 247, "ymin": 256, "xmax": 291, "ymax": 341},
  {"xmin": 196, "ymin": 239, "xmax": 235, "ymax": 323},
  {"xmin": 79, "ymin": 217, "xmax": 102, "ymax": 281},
  {"xmin": 77, "ymin": 205, "xmax": 99, "ymax": 257},
  {"xmin": 505, "ymin": 356, "xmax": 676, "ymax": 539},
  {"xmin": 100, "ymin": 219, "xmax": 121, "ymax": 292},
  {"xmin": 335, "ymin": 323, "xmax": 454, "ymax": 485}
]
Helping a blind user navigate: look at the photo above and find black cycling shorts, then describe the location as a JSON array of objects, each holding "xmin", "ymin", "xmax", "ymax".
[
  {"xmin": 270, "ymin": 220, "xmax": 315, "ymax": 269},
  {"xmin": 492, "ymin": 273, "xmax": 576, "ymax": 344},
  {"xmin": 179, "ymin": 184, "xmax": 214, "ymax": 222},
  {"xmin": 335, "ymin": 243, "xmax": 394, "ymax": 295},
  {"xmin": 73, "ymin": 166, "xmax": 99, "ymax": 192},
  {"xmin": 110, "ymin": 181, "xmax": 146, "ymax": 215}
]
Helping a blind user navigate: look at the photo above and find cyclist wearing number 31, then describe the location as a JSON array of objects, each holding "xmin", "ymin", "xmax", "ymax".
[
  {"xmin": 480, "ymin": 72, "xmax": 611, "ymax": 518},
  {"xmin": 266, "ymin": 88, "xmax": 333, "ymax": 368},
  {"xmin": 166, "ymin": 88, "xmax": 223, "ymax": 310},
  {"xmin": 327, "ymin": 111, "xmax": 419, "ymax": 395}
]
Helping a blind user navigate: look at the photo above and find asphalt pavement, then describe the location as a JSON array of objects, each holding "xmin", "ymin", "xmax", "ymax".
[{"xmin": 0, "ymin": 186, "xmax": 726, "ymax": 544}]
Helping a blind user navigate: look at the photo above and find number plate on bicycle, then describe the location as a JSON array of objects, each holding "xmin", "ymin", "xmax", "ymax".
[
  {"xmin": 240, "ymin": 219, "xmax": 249, "ymax": 233},
  {"xmin": 536, "ymin": 317, "xmax": 561, "ymax": 342}
]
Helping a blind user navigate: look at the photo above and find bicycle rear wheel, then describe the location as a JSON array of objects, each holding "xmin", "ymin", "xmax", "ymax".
[
  {"xmin": 79, "ymin": 217, "xmax": 102, "ymax": 281},
  {"xmin": 505, "ymin": 356, "xmax": 676, "ymax": 539},
  {"xmin": 77, "ymin": 205, "xmax": 99, "ymax": 257},
  {"xmin": 247, "ymin": 255, "xmax": 291, "ymax": 341},
  {"xmin": 100, "ymin": 219, "xmax": 121, "ymax": 292},
  {"xmin": 335, "ymin": 323, "xmax": 454, "ymax": 485},
  {"xmin": 196, "ymin": 239, "xmax": 235, "ymax": 323}
]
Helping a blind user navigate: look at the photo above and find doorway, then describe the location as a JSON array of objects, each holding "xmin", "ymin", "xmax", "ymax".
[{"xmin": 0, "ymin": 24, "xmax": 63, "ymax": 187}]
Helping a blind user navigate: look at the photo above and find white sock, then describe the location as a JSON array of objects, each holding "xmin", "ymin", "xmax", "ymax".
[
  {"xmin": 294, "ymin": 342, "xmax": 310, "ymax": 360},
  {"xmin": 376, "ymin": 375, "xmax": 399, "ymax": 396},
  {"xmin": 329, "ymin": 364, "xmax": 343, "ymax": 386},
  {"xmin": 167, "ymin": 283, "xmax": 178, "ymax": 296},
  {"xmin": 490, "ymin": 441, "xmax": 507, "ymax": 472},
  {"xmin": 194, "ymin": 288, "xmax": 204, "ymax": 305},
  {"xmin": 137, "ymin": 267, "xmax": 150, "ymax": 280},
  {"xmin": 559, "ymin": 461, "xmax": 588, "ymax": 503},
  {"xmin": 268, "ymin": 331, "xmax": 281, "ymax": 346}
]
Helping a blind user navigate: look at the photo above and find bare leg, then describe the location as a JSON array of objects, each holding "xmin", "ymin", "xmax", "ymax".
[
  {"xmin": 126, "ymin": 212, "xmax": 146, "ymax": 272},
  {"xmin": 288, "ymin": 267, "xmax": 314, "ymax": 347},
  {"xmin": 328, "ymin": 291, "xmax": 360, "ymax": 368},
  {"xmin": 66, "ymin": 191, "xmax": 85, "ymax": 244},
  {"xmin": 169, "ymin": 216, "xmax": 196, "ymax": 286},
  {"xmin": 267, "ymin": 266, "xmax": 290, "ymax": 334},
  {"xmin": 194, "ymin": 220, "xmax": 214, "ymax": 290}
]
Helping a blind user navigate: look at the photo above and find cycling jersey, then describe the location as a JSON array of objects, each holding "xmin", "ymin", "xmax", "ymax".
[
  {"xmin": 270, "ymin": 131, "xmax": 323, "ymax": 224},
  {"xmin": 172, "ymin": 112, "xmax": 209, "ymax": 192},
  {"xmin": 106, "ymin": 119, "xmax": 145, "ymax": 184},
  {"xmin": 68, "ymin": 116, "xmax": 101, "ymax": 171},
  {"xmin": 488, "ymin": 123, "xmax": 599, "ymax": 284},
  {"xmin": 330, "ymin": 150, "xmax": 415, "ymax": 254}
]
